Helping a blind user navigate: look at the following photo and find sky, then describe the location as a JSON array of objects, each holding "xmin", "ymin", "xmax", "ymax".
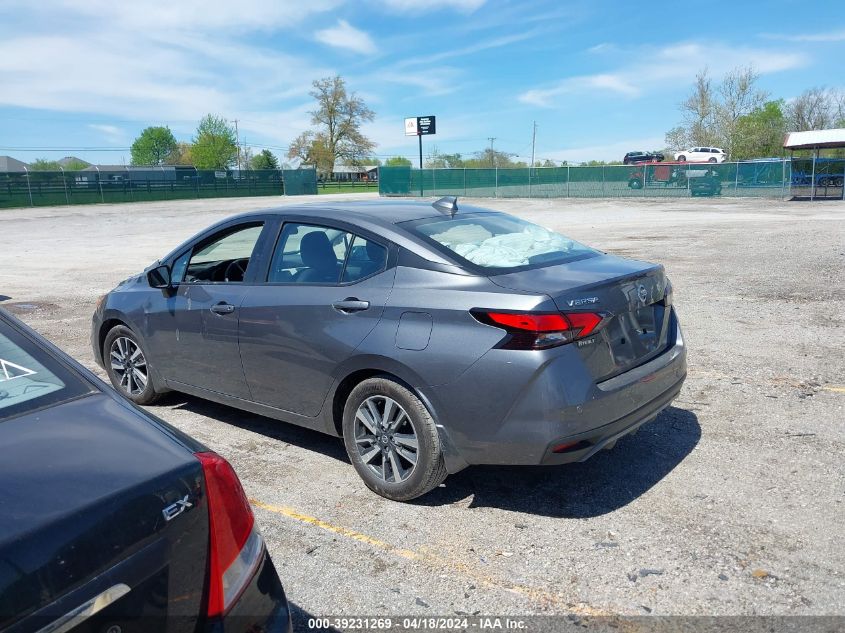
[{"xmin": 0, "ymin": 0, "xmax": 843, "ymax": 166}]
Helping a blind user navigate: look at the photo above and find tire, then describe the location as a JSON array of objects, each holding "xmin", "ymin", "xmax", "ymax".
[
  {"xmin": 678, "ymin": 155, "xmax": 686, "ymax": 162},
  {"xmin": 628, "ymin": 179, "xmax": 642, "ymax": 189},
  {"xmin": 103, "ymin": 325, "xmax": 162, "ymax": 405},
  {"xmin": 836, "ymin": 177, "xmax": 844, "ymax": 187},
  {"xmin": 342, "ymin": 376, "xmax": 447, "ymax": 501},
  {"xmin": 818, "ymin": 177, "xmax": 830, "ymax": 187},
  {"xmin": 708, "ymin": 157, "xmax": 717, "ymax": 163}
]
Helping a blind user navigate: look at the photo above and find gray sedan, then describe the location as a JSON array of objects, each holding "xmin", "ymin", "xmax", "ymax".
[{"xmin": 92, "ymin": 198, "xmax": 686, "ymax": 501}]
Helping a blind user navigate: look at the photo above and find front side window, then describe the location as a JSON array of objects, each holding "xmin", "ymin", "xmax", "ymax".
[
  {"xmin": 0, "ymin": 320, "xmax": 91, "ymax": 420},
  {"xmin": 185, "ymin": 223, "xmax": 264, "ymax": 283},
  {"xmin": 403, "ymin": 213, "xmax": 597, "ymax": 272}
]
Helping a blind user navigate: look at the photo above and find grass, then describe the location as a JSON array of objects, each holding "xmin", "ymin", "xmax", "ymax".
[{"xmin": 317, "ymin": 182, "xmax": 378, "ymax": 194}]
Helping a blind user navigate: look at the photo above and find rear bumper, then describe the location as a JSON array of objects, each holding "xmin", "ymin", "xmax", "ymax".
[
  {"xmin": 203, "ymin": 549, "xmax": 292, "ymax": 633},
  {"xmin": 431, "ymin": 322, "xmax": 687, "ymax": 468}
]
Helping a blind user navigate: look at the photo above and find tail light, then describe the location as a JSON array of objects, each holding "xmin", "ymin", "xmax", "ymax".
[
  {"xmin": 472, "ymin": 310, "xmax": 608, "ymax": 350},
  {"xmin": 195, "ymin": 451, "xmax": 264, "ymax": 618}
]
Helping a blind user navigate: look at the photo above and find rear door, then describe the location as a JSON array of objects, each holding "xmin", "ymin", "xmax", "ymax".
[{"xmin": 238, "ymin": 220, "xmax": 395, "ymax": 417}]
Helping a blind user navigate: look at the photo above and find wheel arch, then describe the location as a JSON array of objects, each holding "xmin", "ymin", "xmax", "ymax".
[{"xmin": 327, "ymin": 355, "xmax": 468, "ymax": 475}]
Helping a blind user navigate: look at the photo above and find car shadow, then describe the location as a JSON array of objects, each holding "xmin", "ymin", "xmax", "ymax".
[
  {"xmin": 159, "ymin": 392, "xmax": 350, "ymax": 464},
  {"xmin": 162, "ymin": 394, "xmax": 699, "ymax": 519},
  {"xmin": 289, "ymin": 601, "xmax": 339, "ymax": 632},
  {"xmin": 415, "ymin": 406, "xmax": 700, "ymax": 518}
]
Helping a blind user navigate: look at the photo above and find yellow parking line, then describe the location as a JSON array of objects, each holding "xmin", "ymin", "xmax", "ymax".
[
  {"xmin": 822, "ymin": 386, "xmax": 845, "ymax": 393},
  {"xmin": 250, "ymin": 498, "xmax": 606, "ymax": 613},
  {"xmin": 249, "ymin": 499, "xmax": 420, "ymax": 560}
]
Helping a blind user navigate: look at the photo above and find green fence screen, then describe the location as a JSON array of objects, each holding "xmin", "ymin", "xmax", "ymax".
[
  {"xmin": 0, "ymin": 167, "xmax": 318, "ymax": 209},
  {"xmin": 379, "ymin": 159, "xmax": 845, "ymax": 200}
]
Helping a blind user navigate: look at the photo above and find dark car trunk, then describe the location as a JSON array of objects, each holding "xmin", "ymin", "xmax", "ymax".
[
  {"xmin": 0, "ymin": 393, "xmax": 209, "ymax": 633},
  {"xmin": 489, "ymin": 253, "xmax": 673, "ymax": 381}
]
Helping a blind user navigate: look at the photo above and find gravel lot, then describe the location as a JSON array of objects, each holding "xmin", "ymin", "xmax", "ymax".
[{"xmin": 1, "ymin": 194, "xmax": 843, "ymax": 624}]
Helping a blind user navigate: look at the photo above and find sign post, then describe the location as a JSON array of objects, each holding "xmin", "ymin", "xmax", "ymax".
[{"xmin": 405, "ymin": 115, "xmax": 436, "ymax": 196}]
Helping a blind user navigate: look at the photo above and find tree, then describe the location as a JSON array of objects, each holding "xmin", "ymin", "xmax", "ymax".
[
  {"xmin": 62, "ymin": 158, "xmax": 89, "ymax": 171},
  {"xmin": 732, "ymin": 100, "xmax": 787, "ymax": 159},
  {"xmin": 464, "ymin": 148, "xmax": 521, "ymax": 168},
  {"xmin": 28, "ymin": 158, "xmax": 61, "ymax": 171},
  {"xmin": 715, "ymin": 66, "xmax": 768, "ymax": 156},
  {"xmin": 250, "ymin": 149, "xmax": 280, "ymax": 170},
  {"xmin": 787, "ymin": 87, "xmax": 837, "ymax": 131},
  {"xmin": 167, "ymin": 142, "xmax": 194, "ymax": 165},
  {"xmin": 288, "ymin": 76, "xmax": 375, "ymax": 178},
  {"xmin": 130, "ymin": 126, "xmax": 178, "ymax": 166},
  {"xmin": 192, "ymin": 115, "xmax": 238, "ymax": 169},
  {"xmin": 384, "ymin": 156, "xmax": 412, "ymax": 167},
  {"xmin": 665, "ymin": 66, "xmax": 767, "ymax": 156}
]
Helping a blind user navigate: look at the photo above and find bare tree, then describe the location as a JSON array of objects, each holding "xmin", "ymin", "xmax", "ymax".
[
  {"xmin": 666, "ymin": 66, "xmax": 767, "ymax": 155},
  {"xmin": 288, "ymin": 76, "xmax": 375, "ymax": 178},
  {"xmin": 716, "ymin": 66, "xmax": 768, "ymax": 155},
  {"xmin": 787, "ymin": 87, "xmax": 836, "ymax": 131}
]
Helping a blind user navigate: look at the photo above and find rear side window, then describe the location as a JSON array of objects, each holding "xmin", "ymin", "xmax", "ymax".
[
  {"xmin": 403, "ymin": 212, "xmax": 596, "ymax": 271},
  {"xmin": 268, "ymin": 223, "xmax": 351, "ymax": 284},
  {"xmin": 342, "ymin": 236, "xmax": 387, "ymax": 283},
  {"xmin": 0, "ymin": 319, "xmax": 91, "ymax": 420}
]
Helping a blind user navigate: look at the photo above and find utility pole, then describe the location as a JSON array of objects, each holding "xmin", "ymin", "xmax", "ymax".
[
  {"xmin": 488, "ymin": 137, "xmax": 497, "ymax": 167},
  {"xmin": 234, "ymin": 119, "xmax": 241, "ymax": 172},
  {"xmin": 530, "ymin": 121, "xmax": 537, "ymax": 168}
]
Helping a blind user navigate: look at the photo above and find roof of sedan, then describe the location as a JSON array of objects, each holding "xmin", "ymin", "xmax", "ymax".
[{"xmin": 238, "ymin": 199, "xmax": 496, "ymax": 226}]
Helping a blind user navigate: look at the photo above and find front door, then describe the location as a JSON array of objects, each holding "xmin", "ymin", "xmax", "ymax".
[{"xmin": 166, "ymin": 221, "xmax": 267, "ymax": 399}]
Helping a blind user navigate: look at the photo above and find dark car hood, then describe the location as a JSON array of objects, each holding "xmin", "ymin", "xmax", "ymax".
[{"xmin": 0, "ymin": 393, "xmax": 203, "ymax": 629}]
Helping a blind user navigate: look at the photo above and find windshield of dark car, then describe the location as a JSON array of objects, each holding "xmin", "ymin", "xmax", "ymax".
[
  {"xmin": 403, "ymin": 212, "xmax": 597, "ymax": 271},
  {"xmin": 0, "ymin": 318, "xmax": 92, "ymax": 420}
]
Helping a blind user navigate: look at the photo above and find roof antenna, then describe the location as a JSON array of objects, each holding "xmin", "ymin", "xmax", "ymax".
[{"xmin": 432, "ymin": 196, "xmax": 458, "ymax": 216}]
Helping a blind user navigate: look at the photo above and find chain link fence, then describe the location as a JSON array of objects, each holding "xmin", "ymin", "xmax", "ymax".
[
  {"xmin": 379, "ymin": 159, "xmax": 845, "ymax": 201},
  {"xmin": 0, "ymin": 167, "xmax": 318, "ymax": 209}
]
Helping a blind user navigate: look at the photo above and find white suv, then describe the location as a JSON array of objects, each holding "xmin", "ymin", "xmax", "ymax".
[{"xmin": 674, "ymin": 147, "xmax": 727, "ymax": 163}]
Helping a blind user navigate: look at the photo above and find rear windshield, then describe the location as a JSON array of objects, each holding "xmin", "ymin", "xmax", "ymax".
[
  {"xmin": 0, "ymin": 318, "xmax": 92, "ymax": 420},
  {"xmin": 403, "ymin": 212, "xmax": 597, "ymax": 271}
]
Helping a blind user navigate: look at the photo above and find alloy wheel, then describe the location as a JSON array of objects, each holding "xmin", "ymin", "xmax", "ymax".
[
  {"xmin": 110, "ymin": 336, "xmax": 148, "ymax": 396},
  {"xmin": 353, "ymin": 396, "xmax": 418, "ymax": 483}
]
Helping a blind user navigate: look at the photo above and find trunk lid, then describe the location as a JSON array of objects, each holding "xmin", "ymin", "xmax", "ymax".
[
  {"xmin": 0, "ymin": 394, "xmax": 208, "ymax": 631},
  {"xmin": 490, "ymin": 253, "xmax": 672, "ymax": 380}
]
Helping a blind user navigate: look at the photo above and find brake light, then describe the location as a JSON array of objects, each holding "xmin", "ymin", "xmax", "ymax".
[
  {"xmin": 472, "ymin": 310, "xmax": 607, "ymax": 349},
  {"xmin": 196, "ymin": 451, "xmax": 264, "ymax": 618}
]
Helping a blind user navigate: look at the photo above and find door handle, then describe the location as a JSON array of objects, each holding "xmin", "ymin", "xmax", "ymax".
[
  {"xmin": 332, "ymin": 298, "xmax": 370, "ymax": 313},
  {"xmin": 210, "ymin": 302, "xmax": 236, "ymax": 315}
]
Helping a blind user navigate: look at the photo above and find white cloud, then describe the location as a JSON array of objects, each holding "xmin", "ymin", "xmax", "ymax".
[
  {"xmin": 0, "ymin": 3, "xmax": 335, "ymax": 142},
  {"xmin": 395, "ymin": 30, "xmax": 539, "ymax": 67},
  {"xmin": 1, "ymin": 0, "xmax": 342, "ymax": 32},
  {"xmin": 380, "ymin": 0, "xmax": 485, "ymax": 13},
  {"xmin": 87, "ymin": 124, "xmax": 125, "ymax": 143},
  {"xmin": 518, "ymin": 41, "xmax": 809, "ymax": 108},
  {"xmin": 315, "ymin": 20, "xmax": 377, "ymax": 55},
  {"xmin": 760, "ymin": 28, "xmax": 845, "ymax": 43}
]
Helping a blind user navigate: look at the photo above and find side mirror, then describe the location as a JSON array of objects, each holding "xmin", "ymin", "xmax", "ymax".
[{"xmin": 147, "ymin": 265, "xmax": 172, "ymax": 289}]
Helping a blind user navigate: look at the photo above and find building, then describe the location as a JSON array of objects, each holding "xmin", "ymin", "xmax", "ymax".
[
  {"xmin": 0, "ymin": 156, "xmax": 29, "ymax": 172},
  {"xmin": 329, "ymin": 164, "xmax": 379, "ymax": 182}
]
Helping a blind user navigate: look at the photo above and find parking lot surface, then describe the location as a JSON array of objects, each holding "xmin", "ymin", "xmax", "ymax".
[{"xmin": 1, "ymin": 194, "xmax": 843, "ymax": 621}]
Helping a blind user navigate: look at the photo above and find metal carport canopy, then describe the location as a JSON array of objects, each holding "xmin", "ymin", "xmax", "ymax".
[{"xmin": 783, "ymin": 128, "xmax": 845, "ymax": 150}]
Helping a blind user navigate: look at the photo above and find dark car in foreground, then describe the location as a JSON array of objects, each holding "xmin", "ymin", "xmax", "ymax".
[
  {"xmin": 623, "ymin": 151, "xmax": 664, "ymax": 164},
  {"xmin": 92, "ymin": 198, "xmax": 687, "ymax": 501},
  {"xmin": 0, "ymin": 308, "xmax": 291, "ymax": 633}
]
